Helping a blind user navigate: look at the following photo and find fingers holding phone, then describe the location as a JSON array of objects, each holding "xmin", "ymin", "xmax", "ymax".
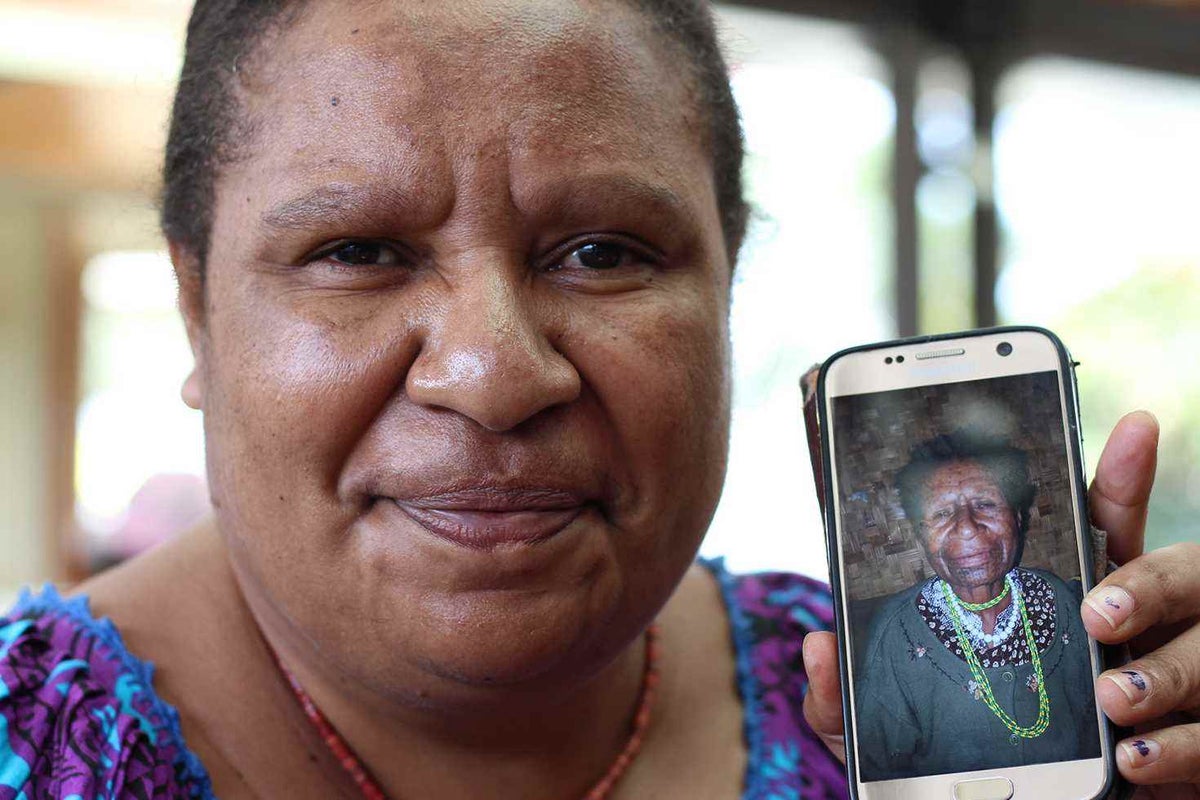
[
  {"xmin": 1076, "ymin": 412, "xmax": 1200, "ymax": 791},
  {"xmin": 1089, "ymin": 546, "xmax": 1200, "ymax": 788}
]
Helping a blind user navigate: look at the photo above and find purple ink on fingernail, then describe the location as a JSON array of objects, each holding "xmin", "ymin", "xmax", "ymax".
[
  {"xmin": 1122, "ymin": 671, "xmax": 1146, "ymax": 692},
  {"xmin": 1104, "ymin": 596, "xmax": 1121, "ymax": 610},
  {"xmin": 1132, "ymin": 740, "xmax": 1150, "ymax": 757}
]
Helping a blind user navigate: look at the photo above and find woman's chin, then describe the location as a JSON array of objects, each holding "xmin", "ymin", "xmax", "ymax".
[
  {"xmin": 302, "ymin": 556, "xmax": 634, "ymax": 698},
  {"xmin": 420, "ymin": 578, "xmax": 631, "ymax": 687},
  {"xmin": 941, "ymin": 560, "xmax": 1011, "ymax": 590}
]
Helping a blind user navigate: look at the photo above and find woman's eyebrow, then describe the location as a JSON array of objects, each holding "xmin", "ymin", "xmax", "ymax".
[
  {"xmin": 530, "ymin": 175, "xmax": 695, "ymax": 226},
  {"xmin": 259, "ymin": 183, "xmax": 419, "ymax": 231},
  {"xmin": 259, "ymin": 176, "xmax": 697, "ymax": 232}
]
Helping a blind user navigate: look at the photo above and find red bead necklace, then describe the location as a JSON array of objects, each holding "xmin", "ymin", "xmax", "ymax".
[{"xmin": 270, "ymin": 626, "xmax": 661, "ymax": 800}]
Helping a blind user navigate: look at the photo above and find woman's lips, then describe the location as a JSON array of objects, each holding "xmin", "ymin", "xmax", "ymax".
[
  {"xmin": 949, "ymin": 550, "xmax": 996, "ymax": 568},
  {"xmin": 390, "ymin": 488, "xmax": 589, "ymax": 550}
]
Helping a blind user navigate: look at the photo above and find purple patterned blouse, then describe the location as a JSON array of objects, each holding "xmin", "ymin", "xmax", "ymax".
[{"xmin": 0, "ymin": 560, "xmax": 846, "ymax": 799}]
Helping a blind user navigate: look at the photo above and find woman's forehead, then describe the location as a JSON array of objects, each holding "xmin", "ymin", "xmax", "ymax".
[
  {"xmin": 225, "ymin": 0, "xmax": 710, "ymax": 223},
  {"xmin": 240, "ymin": 0, "xmax": 696, "ymax": 151},
  {"xmin": 924, "ymin": 460, "xmax": 1004, "ymax": 492}
]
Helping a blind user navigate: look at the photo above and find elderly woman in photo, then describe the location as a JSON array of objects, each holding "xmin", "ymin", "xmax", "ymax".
[
  {"xmin": 1, "ymin": 2, "xmax": 1199, "ymax": 798},
  {"xmin": 855, "ymin": 431, "xmax": 1099, "ymax": 781}
]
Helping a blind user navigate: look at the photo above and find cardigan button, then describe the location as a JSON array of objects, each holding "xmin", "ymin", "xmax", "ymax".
[{"xmin": 1002, "ymin": 670, "xmax": 1015, "ymax": 682}]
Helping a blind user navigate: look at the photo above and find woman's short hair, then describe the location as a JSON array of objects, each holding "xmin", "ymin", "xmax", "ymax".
[
  {"xmin": 160, "ymin": 0, "xmax": 749, "ymax": 275},
  {"xmin": 894, "ymin": 430, "xmax": 1037, "ymax": 537}
]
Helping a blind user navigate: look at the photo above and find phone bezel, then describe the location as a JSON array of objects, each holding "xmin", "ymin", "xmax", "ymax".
[{"xmin": 816, "ymin": 326, "xmax": 1117, "ymax": 800}]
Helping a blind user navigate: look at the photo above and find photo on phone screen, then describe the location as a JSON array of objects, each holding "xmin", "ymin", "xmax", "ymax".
[{"xmin": 832, "ymin": 369, "xmax": 1102, "ymax": 782}]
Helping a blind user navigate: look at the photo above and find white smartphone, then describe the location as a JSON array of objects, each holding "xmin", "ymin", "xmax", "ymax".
[{"xmin": 817, "ymin": 327, "xmax": 1116, "ymax": 800}]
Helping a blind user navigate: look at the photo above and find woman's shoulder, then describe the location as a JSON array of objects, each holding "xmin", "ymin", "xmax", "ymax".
[
  {"xmin": 700, "ymin": 558, "xmax": 849, "ymax": 799},
  {"xmin": 1019, "ymin": 566, "xmax": 1085, "ymax": 603},
  {"xmin": 699, "ymin": 557, "xmax": 834, "ymax": 697},
  {"xmin": 0, "ymin": 586, "xmax": 213, "ymax": 799},
  {"xmin": 858, "ymin": 580, "xmax": 926, "ymax": 656},
  {"xmin": 702, "ymin": 557, "xmax": 835, "ymax": 641}
]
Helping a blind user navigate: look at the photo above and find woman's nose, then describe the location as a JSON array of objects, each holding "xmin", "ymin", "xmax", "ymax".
[
  {"xmin": 404, "ymin": 270, "xmax": 581, "ymax": 432},
  {"xmin": 951, "ymin": 505, "xmax": 984, "ymax": 537}
]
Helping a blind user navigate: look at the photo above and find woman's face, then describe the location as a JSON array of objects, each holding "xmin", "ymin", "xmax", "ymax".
[
  {"xmin": 917, "ymin": 460, "xmax": 1021, "ymax": 593},
  {"xmin": 182, "ymin": 0, "xmax": 732, "ymax": 695}
]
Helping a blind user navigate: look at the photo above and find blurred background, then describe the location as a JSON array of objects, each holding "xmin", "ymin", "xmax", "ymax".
[{"xmin": 0, "ymin": 0, "xmax": 1197, "ymax": 599}]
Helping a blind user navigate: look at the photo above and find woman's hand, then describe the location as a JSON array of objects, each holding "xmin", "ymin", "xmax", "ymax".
[
  {"xmin": 803, "ymin": 411, "xmax": 1200, "ymax": 798},
  {"xmin": 1082, "ymin": 411, "xmax": 1200, "ymax": 798}
]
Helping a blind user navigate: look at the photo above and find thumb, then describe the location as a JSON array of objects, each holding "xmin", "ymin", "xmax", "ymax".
[
  {"xmin": 802, "ymin": 631, "xmax": 847, "ymax": 763},
  {"xmin": 1088, "ymin": 410, "xmax": 1158, "ymax": 566}
]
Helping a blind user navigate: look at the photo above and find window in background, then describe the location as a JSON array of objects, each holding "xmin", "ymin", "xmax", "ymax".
[
  {"xmin": 995, "ymin": 57, "xmax": 1200, "ymax": 548},
  {"xmin": 916, "ymin": 54, "xmax": 976, "ymax": 335},
  {"xmin": 76, "ymin": 251, "xmax": 208, "ymax": 569},
  {"xmin": 702, "ymin": 6, "xmax": 895, "ymax": 576}
]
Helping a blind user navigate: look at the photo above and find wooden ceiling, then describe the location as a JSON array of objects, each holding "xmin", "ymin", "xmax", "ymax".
[
  {"xmin": 2, "ymin": 0, "xmax": 1198, "ymax": 195},
  {"xmin": 737, "ymin": 0, "xmax": 1200, "ymax": 77},
  {"xmin": 0, "ymin": 0, "xmax": 189, "ymax": 16},
  {"xmin": 0, "ymin": 80, "xmax": 171, "ymax": 193},
  {"xmin": 0, "ymin": 0, "xmax": 182, "ymax": 192}
]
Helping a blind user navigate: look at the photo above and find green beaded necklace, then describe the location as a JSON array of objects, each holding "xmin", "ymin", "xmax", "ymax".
[
  {"xmin": 941, "ymin": 578, "xmax": 1050, "ymax": 739},
  {"xmin": 958, "ymin": 581, "xmax": 1010, "ymax": 611}
]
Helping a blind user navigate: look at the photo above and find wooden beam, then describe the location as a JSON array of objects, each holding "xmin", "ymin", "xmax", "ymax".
[
  {"xmin": 40, "ymin": 204, "xmax": 87, "ymax": 582},
  {"xmin": 1018, "ymin": 0, "xmax": 1200, "ymax": 78},
  {"xmin": 969, "ymin": 50, "xmax": 999, "ymax": 328},
  {"xmin": 886, "ymin": 26, "xmax": 923, "ymax": 337},
  {"xmin": 725, "ymin": 0, "xmax": 902, "ymax": 26}
]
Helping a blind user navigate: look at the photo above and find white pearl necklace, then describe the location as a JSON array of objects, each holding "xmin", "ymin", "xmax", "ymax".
[{"xmin": 940, "ymin": 572, "xmax": 1021, "ymax": 650}]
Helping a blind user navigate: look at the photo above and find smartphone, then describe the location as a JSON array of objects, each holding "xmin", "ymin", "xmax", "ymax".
[{"xmin": 816, "ymin": 327, "xmax": 1114, "ymax": 800}]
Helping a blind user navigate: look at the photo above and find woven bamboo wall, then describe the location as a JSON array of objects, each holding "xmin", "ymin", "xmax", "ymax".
[{"xmin": 833, "ymin": 371, "xmax": 1082, "ymax": 601}]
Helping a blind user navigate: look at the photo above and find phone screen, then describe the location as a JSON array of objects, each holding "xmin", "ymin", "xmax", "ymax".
[{"xmin": 829, "ymin": 365, "xmax": 1103, "ymax": 784}]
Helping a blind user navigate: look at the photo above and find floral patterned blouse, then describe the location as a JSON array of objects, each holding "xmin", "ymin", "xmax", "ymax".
[{"xmin": 0, "ymin": 561, "xmax": 846, "ymax": 799}]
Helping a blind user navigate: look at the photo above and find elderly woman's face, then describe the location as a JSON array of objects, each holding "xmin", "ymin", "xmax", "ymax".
[
  {"xmin": 918, "ymin": 461, "xmax": 1020, "ymax": 592},
  {"xmin": 186, "ymin": 0, "xmax": 731, "ymax": 690}
]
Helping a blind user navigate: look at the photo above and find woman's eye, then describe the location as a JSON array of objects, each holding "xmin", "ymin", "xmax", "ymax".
[
  {"xmin": 574, "ymin": 242, "xmax": 624, "ymax": 269},
  {"xmin": 324, "ymin": 241, "xmax": 403, "ymax": 267},
  {"xmin": 558, "ymin": 241, "xmax": 642, "ymax": 272}
]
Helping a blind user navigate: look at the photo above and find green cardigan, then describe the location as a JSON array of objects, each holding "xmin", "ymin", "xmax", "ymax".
[{"xmin": 854, "ymin": 568, "xmax": 1102, "ymax": 781}]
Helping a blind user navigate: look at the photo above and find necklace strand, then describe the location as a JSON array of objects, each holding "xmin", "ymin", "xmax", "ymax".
[
  {"xmin": 943, "ymin": 573, "xmax": 1020, "ymax": 649},
  {"xmin": 956, "ymin": 580, "xmax": 1011, "ymax": 612},
  {"xmin": 941, "ymin": 580, "xmax": 1050, "ymax": 738},
  {"xmin": 270, "ymin": 626, "xmax": 661, "ymax": 800}
]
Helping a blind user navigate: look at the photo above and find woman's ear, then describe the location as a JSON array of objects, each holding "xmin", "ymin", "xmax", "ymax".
[
  {"xmin": 170, "ymin": 240, "xmax": 207, "ymax": 411},
  {"xmin": 181, "ymin": 369, "xmax": 204, "ymax": 411}
]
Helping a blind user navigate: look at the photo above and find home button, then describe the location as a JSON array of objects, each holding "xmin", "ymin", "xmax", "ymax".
[{"xmin": 953, "ymin": 777, "xmax": 1014, "ymax": 800}]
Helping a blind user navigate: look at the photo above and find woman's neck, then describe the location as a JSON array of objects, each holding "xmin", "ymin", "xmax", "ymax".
[
  {"xmin": 239, "ymin": 570, "xmax": 652, "ymax": 800},
  {"xmin": 951, "ymin": 575, "xmax": 1013, "ymax": 634},
  {"xmin": 95, "ymin": 532, "xmax": 745, "ymax": 800}
]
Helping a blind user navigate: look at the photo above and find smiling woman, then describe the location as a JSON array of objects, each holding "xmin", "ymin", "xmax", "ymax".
[
  {"xmin": 854, "ymin": 428, "xmax": 1098, "ymax": 781},
  {"xmin": 2, "ymin": 1, "xmax": 812, "ymax": 798},
  {"xmin": 176, "ymin": 0, "xmax": 737, "ymax": 723},
  {"xmin": 2, "ymin": 1, "xmax": 1200, "ymax": 799}
]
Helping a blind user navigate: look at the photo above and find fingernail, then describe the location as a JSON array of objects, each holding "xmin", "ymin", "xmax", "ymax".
[
  {"xmin": 1129, "ymin": 409, "xmax": 1159, "ymax": 429},
  {"xmin": 1103, "ymin": 669, "xmax": 1150, "ymax": 704},
  {"xmin": 1120, "ymin": 738, "xmax": 1160, "ymax": 768},
  {"xmin": 1085, "ymin": 586, "xmax": 1135, "ymax": 629}
]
